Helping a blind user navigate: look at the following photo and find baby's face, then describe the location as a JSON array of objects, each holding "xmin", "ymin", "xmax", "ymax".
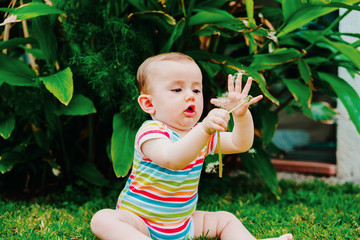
[{"xmin": 147, "ymin": 60, "xmax": 204, "ymax": 133}]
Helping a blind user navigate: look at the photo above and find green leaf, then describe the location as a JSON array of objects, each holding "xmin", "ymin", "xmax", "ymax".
[
  {"xmin": 39, "ymin": 67, "xmax": 74, "ymax": 105},
  {"xmin": 310, "ymin": 102, "xmax": 337, "ymax": 123},
  {"xmin": 161, "ymin": 18, "xmax": 186, "ymax": 53},
  {"xmin": 129, "ymin": 10, "xmax": 176, "ymax": 26},
  {"xmin": 54, "ymin": 94, "xmax": 96, "ymax": 116},
  {"xmin": 283, "ymin": 78, "xmax": 312, "ymax": 116},
  {"xmin": 245, "ymin": 0, "xmax": 255, "ymax": 24},
  {"xmin": 279, "ymin": 0, "xmax": 360, "ymax": 37},
  {"xmin": 0, "ymin": 37, "xmax": 37, "ymax": 51},
  {"xmin": 321, "ymin": 37, "xmax": 360, "ymax": 70},
  {"xmin": 298, "ymin": 57, "xmax": 312, "ymax": 84},
  {"xmin": 72, "ymin": 161, "xmax": 109, "ymax": 187},
  {"xmin": 0, "ymin": 117, "xmax": 15, "ymax": 140},
  {"xmin": 250, "ymin": 48, "xmax": 304, "ymax": 70},
  {"xmin": 32, "ymin": 15, "xmax": 58, "ymax": 68},
  {"xmin": 261, "ymin": 110, "xmax": 278, "ymax": 145},
  {"xmin": 318, "ymin": 72, "xmax": 360, "ymax": 134},
  {"xmin": 0, "ymin": 2, "xmax": 63, "ymax": 20},
  {"xmin": 0, "ymin": 54, "xmax": 36, "ymax": 86},
  {"xmin": 189, "ymin": 8, "xmax": 237, "ymax": 26},
  {"xmin": 111, "ymin": 113, "xmax": 137, "ymax": 177},
  {"xmin": 240, "ymin": 147, "xmax": 280, "ymax": 197},
  {"xmin": 0, "ymin": 152, "xmax": 25, "ymax": 174}
]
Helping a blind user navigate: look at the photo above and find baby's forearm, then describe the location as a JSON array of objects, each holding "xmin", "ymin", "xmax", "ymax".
[
  {"xmin": 219, "ymin": 110, "xmax": 254, "ymax": 154},
  {"xmin": 141, "ymin": 124, "xmax": 212, "ymax": 170}
]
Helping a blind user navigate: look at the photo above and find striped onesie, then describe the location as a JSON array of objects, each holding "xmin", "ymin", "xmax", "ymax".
[{"xmin": 117, "ymin": 120, "xmax": 217, "ymax": 240}]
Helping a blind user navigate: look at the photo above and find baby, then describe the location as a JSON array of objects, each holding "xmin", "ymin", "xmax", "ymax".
[{"xmin": 91, "ymin": 52, "xmax": 293, "ymax": 240}]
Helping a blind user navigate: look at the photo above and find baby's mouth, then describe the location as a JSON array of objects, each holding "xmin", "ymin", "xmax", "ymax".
[{"xmin": 184, "ymin": 105, "xmax": 196, "ymax": 116}]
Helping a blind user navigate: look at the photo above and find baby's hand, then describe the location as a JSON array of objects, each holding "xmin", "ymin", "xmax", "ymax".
[
  {"xmin": 200, "ymin": 108, "xmax": 230, "ymax": 135},
  {"xmin": 211, "ymin": 73, "xmax": 263, "ymax": 117}
]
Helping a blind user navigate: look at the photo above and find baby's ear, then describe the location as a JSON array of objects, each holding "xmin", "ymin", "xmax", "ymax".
[{"xmin": 138, "ymin": 94, "xmax": 155, "ymax": 115}]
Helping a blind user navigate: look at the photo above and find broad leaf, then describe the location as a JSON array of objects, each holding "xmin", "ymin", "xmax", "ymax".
[
  {"xmin": 111, "ymin": 113, "xmax": 137, "ymax": 177},
  {"xmin": 321, "ymin": 37, "xmax": 360, "ymax": 70},
  {"xmin": 279, "ymin": 0, "xmax": 360, "ymax": 37},
  {"xmin": 189, "ymin": 8, "xmax": 237, "ymax": 26},
  {"xmin": 72, "ymin": 161, "xmax": 109, "ymax": 186},
  {"xmin": 32, "ymin": 15, "xmax": 58, "ymax": 68},
  {"xmin": 318, "ymin": 72, "xmax": 360, "ymax": 134},
  {"xmin": 0, "ymin": 54, "xmax": 36, "ymax": 87},
  {"xmin": 0, "ymin": 2, "xmax": 63, "ymax": 20},
  {"xmin": 161, "ymin": 18, "xmax": 185, "ymax": 53},
  {"xmin": 240, "ymin": 147, "xmax": 280, "ymax": 197},
  {"xmin": 0, "ymin": 151, "xmax": 25, "ymax": 174},
  {"xmin": 54, "ymin": 94, "xmax": 96, "ymax": 116},
  {"xmin": 39, "ymin": 67, "xmax": 74, "ymax": 106},
  {"xmin": 250, "ymin": 48, "xmax": 304, "ymax": 70},
  {"xmin": 310, "ymin": 102, "xmax": 337, "ymax": 123},
  {"xmin": 260, "ymin": 110, "xmax": 278, "ymax": 145},
  {"xmin": 283, "ymin": 78, "xmax": 312, "ymax": 116},
  {"xmin": 0, "ymin": 117, "xmax": 15, "ymax": 139},
  {"xmin": 0, "ymin": 37, "xmax": 37, "ymax": 51},
  {"xmin": 298, "ymin": 57, "xmax": 312, "ymax": 84}
]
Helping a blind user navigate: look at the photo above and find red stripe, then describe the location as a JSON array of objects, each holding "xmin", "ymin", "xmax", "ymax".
[
  {"xmin": 142, "ymin": 218, "xmax": 190, "ymax": 234},
  {"xmin": 137, "ymin": 130, "xmax": 170, "ymax": 146},
  {"xmin": 181, "ymin": 158, "xmax": 204, "ymax": 170},
  {"xmin": 129, "ymin": 186, "xmax": 196, "ymax": 202}
]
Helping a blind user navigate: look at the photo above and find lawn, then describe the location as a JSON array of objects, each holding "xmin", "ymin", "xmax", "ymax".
[{"xmin": 0, "ymin": 174, "xmax": 359, "ymax": 239}]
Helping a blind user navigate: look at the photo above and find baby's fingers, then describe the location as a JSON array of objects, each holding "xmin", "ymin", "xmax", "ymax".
[{"xmin": 248, "ymin": 95, "xmax": 263, "ymax": 105}]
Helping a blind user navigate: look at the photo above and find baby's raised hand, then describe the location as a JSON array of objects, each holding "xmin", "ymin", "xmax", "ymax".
[
  {"xmin": 200, "ymin": 108, "xmax": 230, "ymax": 135},
  {"xmin": 211, "ymin": 73, "xmax": 263, "ymax": 117}
]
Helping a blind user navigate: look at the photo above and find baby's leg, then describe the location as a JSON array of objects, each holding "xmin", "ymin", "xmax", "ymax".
[
  {"xmin": 192, "ymin": 210, "xmax": 293, "ymax": 240},
  {"xmin": 91, "ymin": 208, "xmax": 150, "ymax": 240}
]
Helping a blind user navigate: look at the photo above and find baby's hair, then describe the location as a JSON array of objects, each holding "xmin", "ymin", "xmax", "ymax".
[{"xmin": 136, "ymin": 52, "xmax": 195, "ymax": 94}]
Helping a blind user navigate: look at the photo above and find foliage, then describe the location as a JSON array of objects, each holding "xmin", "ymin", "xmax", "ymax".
[
  {"xmin": 0, "ymin": 0, "xmax": 360, "ymax": 196},
  {"xmin": 0, "ymin": 177, "xmax": 359, "ymax": 239}
]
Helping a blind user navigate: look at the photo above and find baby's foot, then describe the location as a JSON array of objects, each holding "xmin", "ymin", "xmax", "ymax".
[{"xmin": 263, "ymin": 233, "xmax": 293, "ymax": 240}]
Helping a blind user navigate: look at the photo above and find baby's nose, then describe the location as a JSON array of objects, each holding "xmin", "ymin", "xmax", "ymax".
[{"xmin": 185, "ymin": 94, "xmax": 195, "ymax": 102}]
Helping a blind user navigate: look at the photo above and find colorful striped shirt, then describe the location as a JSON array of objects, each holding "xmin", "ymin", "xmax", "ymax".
[{"xmin": 116, "ymin": 120, "xmax": 217, "ymax": 240}]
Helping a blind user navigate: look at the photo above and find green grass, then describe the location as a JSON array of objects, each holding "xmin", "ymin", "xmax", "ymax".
[{"xmin": 1, "ymin": 175, "xmax": 359, "ymax": 239}]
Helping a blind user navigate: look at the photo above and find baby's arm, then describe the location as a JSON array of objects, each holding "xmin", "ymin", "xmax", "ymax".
[
  {"xmin": 211, "ymin": 73, "xmax": 263, "ymax": 154},
  {"xmin": 141, "ymin": 109, "xmax": 230, "ymax": 170}
]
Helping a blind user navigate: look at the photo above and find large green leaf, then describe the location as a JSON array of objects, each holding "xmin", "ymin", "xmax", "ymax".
[
  {"xmin": 0, "ymin": 117, "xmax": 15, "ymax": 140},
  {"xmin": 39, "ymin": 67, "xmax": 73, "ymax": 106},
  {"xmin": 72, "ymin": 161, "xmax": 109, "ymax": 186},
  {"xmin": 0, "ymin": 151, "xmax": 25, "ymax": 174},
  {"xmin": 0, "ymin": 54, "xmax": 36, "ymax": 87},
  {"xmin": 0, "ymin": 37, "xmax": 37, "ymax": 51},
  {"xmin": 0, "ymin": 2, "xmax": 63, "ymax": 20},
  {"xmin": 32, "ymin": 15, "xmax": 58, "ymax": 68},
  {"xmin": 310, "ymin": 102, "xmax": 337, "ymax": 123},
  {"xmin": 54, "ymin": 94, "xmax": 96, "ymax": 116},
  {"xmin": 298, "ymin": 57, "xmax": 312, "ymax": 84},
  {"xmin": 283, "ymin": 78, "xmax": 312, "ymax": 116},
  {"xmin": 111, "ymin": 113, "xmax": 137, "ymax": 177},
  {"xmin": 321, "ymin": 37, "xmax": 360, "ymax": 70},
  {"xmin": 260, "ymin": 110, "xmax": 278, "ymax": 145},
  {"xmin": 189, "ymin": 8, "xmax": 237, "ymax": 26},
  {"xmin": 318, "ymin": 72, "xmax": 360, "ymax": 134},
  {"xmin": 250, "ymin": 48, "xmax": 304, "ymax": 70},
  {"xmin": 240, "ymin": 147, "xmax": 280, "ymax": 197},
  {"xmin": 279, "ymin": 0, "xmax": 360, "ymax": 37},
  {"xmin": 161, "ymin": 18, "xmax": 186, "ymax": 53}
]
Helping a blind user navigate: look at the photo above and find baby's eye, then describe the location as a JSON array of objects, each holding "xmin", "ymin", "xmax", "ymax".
[
  {"xmin": 193, "ymin": 89, "xmax": 201, "ymax": 94},
  {"xmin": 171, "ymin": 88, "xmax": 182, "ymax": 93}
]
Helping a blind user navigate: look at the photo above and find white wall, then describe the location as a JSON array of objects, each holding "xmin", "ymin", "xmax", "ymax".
[{"xmin": 337, "ymin": 9, "xmax": 360, "ymax": 179}]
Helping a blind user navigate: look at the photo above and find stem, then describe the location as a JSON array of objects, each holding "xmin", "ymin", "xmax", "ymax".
[{"xmin": 217, "ymin": 132, "xmax": 222, "ymax": 178}]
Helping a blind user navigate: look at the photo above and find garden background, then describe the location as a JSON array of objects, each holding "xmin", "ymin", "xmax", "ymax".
[{"xmin": 1, "ymin": 0, "xmax": 360, "ymax": 239}]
